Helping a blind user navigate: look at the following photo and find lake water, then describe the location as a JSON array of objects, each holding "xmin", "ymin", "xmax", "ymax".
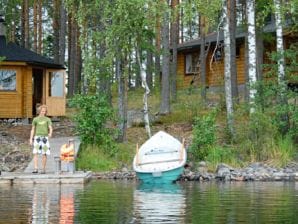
[{"xmin": 0, "ymin": 180, "xmax": 297, "ymax": 223}]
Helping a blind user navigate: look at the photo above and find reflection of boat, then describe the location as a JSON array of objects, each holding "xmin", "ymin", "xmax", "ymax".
[
  {"xmin": 132, "ymin": 183, "xmax": 186, "ymax": 223},
  {"xmin": 133, "ymin": 131, "xmax": 187, "ymax": 184}
]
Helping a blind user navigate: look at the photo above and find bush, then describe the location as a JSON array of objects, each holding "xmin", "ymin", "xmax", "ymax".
[
  {"xmin": 189, "ymin": 111, "xmax": 216, "ymax": 160},
  {"xmin": 69, "ymin": 94, "xmax": 118, "ymax": 156}
]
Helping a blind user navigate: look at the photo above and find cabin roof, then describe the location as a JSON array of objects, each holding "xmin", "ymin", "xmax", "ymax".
[
  {"xmin": 177, "ymin": 23, "xmax": 277, "ymax": 51},
  {"xmin": 0, "ymin": 36, "xmax": 64, "ymax": 69},
  {"xmin": 177, "ymin": 30, "xmax": 245, "ymax": 51}
]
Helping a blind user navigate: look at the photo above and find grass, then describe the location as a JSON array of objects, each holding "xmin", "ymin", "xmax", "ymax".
[{"xmin": 75, "ymin": 87, "xmax": 297, "ymax": 172}]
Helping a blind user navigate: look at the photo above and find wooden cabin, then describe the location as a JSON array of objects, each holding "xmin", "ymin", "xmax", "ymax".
[
  {"xmin": 176, "ymin": 25, "xmax": 297, "ymax": 90},
  {"xmin": 177, "ymin": 31, "xmax": 246, "ymax": 90},
  {"xmin": 0, "ymin": 18, "xmax": 66, "ymax": 119}
]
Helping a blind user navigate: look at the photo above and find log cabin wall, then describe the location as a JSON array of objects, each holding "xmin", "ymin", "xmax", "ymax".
[
  {"xmin": 177, "ymin": 41, "xmax": 246, "ymax": 90},
  {"xmin": 0, "ymin": 63, "xmax": 32, "ymax": 118}
]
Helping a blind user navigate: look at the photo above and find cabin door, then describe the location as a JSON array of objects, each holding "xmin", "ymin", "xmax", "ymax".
[
  {"xmin": 45, "ymin": 70, "xmax": 66, "ymax": 116},
  {"xmin": 32, "ymin": 68, "xmax": 44, "ymax": 115}
]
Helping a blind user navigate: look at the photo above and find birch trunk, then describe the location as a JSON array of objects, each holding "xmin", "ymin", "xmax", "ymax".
[
  {"xmin": 136, "ymin": 48, "xmax": 151, "ymax": 138},
  {"xmin": 274, "ymin": 0, "xmax": 286, "ymax": 87},
  {"xmin": 246, "ymin": 0, "xmax": 257, "ymax": 113},
  {"xmin": 222, "ymin": 0, "xmax": 234, "ymax": 136},
  {"xmin": 274, "ymin": 0, "xmax": 289, "ymax": 134}
]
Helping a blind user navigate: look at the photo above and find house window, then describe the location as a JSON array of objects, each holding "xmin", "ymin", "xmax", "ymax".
[
  {"xmin": 185, "ymin": 52, "xmax": 200, "ymax": 75},
  {"xmin": 49, "ymin": 71, "xmax": 64, "ymax": 97},
  {"xmin": 0, "ymin": 69, "xmax": 16, "ymax": 91}
]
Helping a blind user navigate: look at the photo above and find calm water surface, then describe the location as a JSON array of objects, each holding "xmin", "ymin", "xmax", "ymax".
[{"xmin": 0, "ymin": 180, "xmax": 297, "ymax": 223}]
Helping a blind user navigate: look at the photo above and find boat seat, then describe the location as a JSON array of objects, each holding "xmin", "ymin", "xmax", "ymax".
[
  {"xmin": 145, "ymin": 150, "xmax": 178, "ymax": 155},
  {"xmin": 138, "ymin": 158, "xmax": 181, "ymax": 166}
]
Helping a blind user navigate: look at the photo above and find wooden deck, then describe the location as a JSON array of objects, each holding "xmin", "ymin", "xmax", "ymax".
[{"xmin": 0, "ymin": 171, "xmax": 93, "ymax": 185}]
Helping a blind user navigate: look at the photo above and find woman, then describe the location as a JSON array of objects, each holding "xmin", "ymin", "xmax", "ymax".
[{"xmin": 29, "ymin": 105, "xmax": 53, "ymax": 174}]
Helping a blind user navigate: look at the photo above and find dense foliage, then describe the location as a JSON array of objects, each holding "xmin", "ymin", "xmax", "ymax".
[{"xmin": 69, "ymin": 94, "xmax": 118, "ymax": 157}]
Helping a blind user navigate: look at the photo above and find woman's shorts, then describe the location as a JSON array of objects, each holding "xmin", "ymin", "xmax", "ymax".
[{"xmin": 33, "ymin": 136, "xmax": 50, "ymax": 155}]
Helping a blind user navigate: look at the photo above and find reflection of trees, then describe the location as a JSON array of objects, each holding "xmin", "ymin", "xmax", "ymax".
[
  {"xmin": 50, "ymin": 71, "xmax": 63, "ymax": 96},
  {"xmin": 76, "ymin": 181, "xmax": 134, "ymax": 223},
  {"xmin": 187, "ymin": 182, "xmax": 298, "ymax": 223},
  {"xmin": 0, "ymin": 70, "xmax": 16, "ymax": 90}
]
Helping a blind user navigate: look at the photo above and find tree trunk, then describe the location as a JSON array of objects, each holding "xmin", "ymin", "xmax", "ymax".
[
  {"xmin": 160, "ymin": 1, "xmax": 170, "ymax": 114},
  {"xmin": 229, "ymin": 0, "xmax": 239, "ymax": 102},
  {"xmin": 274, "ymin": 0, "xmax": 289, "ymax": 134},
  {"xmin": 21, "ymin": 0, "xmax": 29, "ymax": 49},
  {"xmin": 68, "ymin": 12, "xmax": 75, "ymax": 97},
  {"xmin": 199, "ymin": 16, "xmax": 207, "ymax": 102},
  {"xmin": 136, "ymin": 45, "xmax": 151, "ymax": 138},
  {"xmin": 246, "ymin": 0, "xmax": 257, "ymax": 113},
  {"xmin": 170, "ymin": 0, "xmax": 179, "ymax": 102},
  {"xmin": 59, "ymin": 0, "xmax": 67, "ymax": 65},
  {"xmin": 33, "ymin": 0, "xmax": 37, "ymax": 52},
  {"xmin": 37, "ymin": 0, "xmax": 42, "ymax": 54},
  {"xmin": 146, "ymin": 43, "xmax": 153, "ymax": 88},
  {"xmin": 155, "ymin": 2, "xmax": 162, "ymax": 89},
  {"xmin": 53, "ymin": 0, "xmax": 60, "ymax": 64},
  {"xmin": 223, "ymin": 0, "xmax": 234, "ymax": 137},
  {"xmin": 116, "ymin": 55, "xmax": 127, "ymax": 142}
]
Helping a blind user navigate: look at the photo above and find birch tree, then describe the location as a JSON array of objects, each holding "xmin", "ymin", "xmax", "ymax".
[
  {"xmin": 273, "ymin": 0, "xmax": 286, "ymax": 89},
  {"xmin": 246, "ymin": 0, "xmax": 257, "ymax": 113},
  {"xmin": 222, "ymin": 0, "xmax": 234, "ymax": 136},
  {"xmin": 136, "ymin": 48, "xmax": 151, "ymax": 138},
  {"xmin": 273, "ymin": 0, "xmax": 289, "ymax": 134}
]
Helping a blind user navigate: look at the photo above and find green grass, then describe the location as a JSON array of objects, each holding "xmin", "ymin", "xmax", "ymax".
[{"xmin": 75, "ymin": 87, "xmax": 297, "ymax": 171}]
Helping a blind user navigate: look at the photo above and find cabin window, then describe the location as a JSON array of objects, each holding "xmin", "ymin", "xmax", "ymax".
[
  {"xmin": 0, "ymin": 70, "xmax": 16, "ymax": 91},
  {"xmin": 185, "ymin": 52, "xmax": 200, "ymax": 75},
  {"xmin": 49, "ymin": 71, "xmax": 64, "ymax": 97}
]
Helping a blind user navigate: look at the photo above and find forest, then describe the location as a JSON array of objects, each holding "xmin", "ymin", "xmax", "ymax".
[{"xmin": 0, "ymin": 0, "xmax": 297, "ymax": 171}]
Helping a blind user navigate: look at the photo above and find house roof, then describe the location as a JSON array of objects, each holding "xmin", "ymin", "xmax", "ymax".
[
  {"xmin": 177, "ymin": 23, "xmax": 277, "ymax": 51},
  {"xmin": 0, "ymin": 36, "xmax": 64, "ymax": 69},
  {"xmin": 177, "ymin": 30, "xmax": 246, "ymax": 51}
]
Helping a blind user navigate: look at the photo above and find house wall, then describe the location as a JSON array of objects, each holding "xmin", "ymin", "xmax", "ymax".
[
  {"xmin": 0, "ymin": 63, "xmax": 32, "ymax": 118},
  {"xmin": 177, "ymin": 42, "xmax": 247, "ymax": 89}
]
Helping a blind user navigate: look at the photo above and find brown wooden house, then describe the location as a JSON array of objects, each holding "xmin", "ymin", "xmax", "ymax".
[
  {"xmin": 0, "ymin": 18, "xmax": 66, "ymax": 119},
  {"xmin": 176, "ymin": 25, "xmax": 296, "ymax": 90}
]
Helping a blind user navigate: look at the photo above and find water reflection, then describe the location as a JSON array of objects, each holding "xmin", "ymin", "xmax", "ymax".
[
  {"xmin": 0, "ymin": 184, "xmax": 83, "ymax": 223},
  {"xmin": 0, "ymin": 181, "xmax": 297, "ymax": 223},
  {"xmin": 132, "ymin": 183, "xmax": 186, "ymax": 223},
  {"xmin": 59, "ymin": 188, "xmax": 75, "ymax": 224},
  {"xmin": 31, "ymin": 186, "xmax": 50, "ymax": 224}
]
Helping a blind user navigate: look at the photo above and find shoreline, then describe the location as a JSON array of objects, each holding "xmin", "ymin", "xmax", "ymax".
[{"xmin": 92, "ymin": 162, "xmax": 298, "ymax": 182}]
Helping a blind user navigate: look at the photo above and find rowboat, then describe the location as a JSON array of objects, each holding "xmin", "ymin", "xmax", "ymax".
[{"xmin": 133, "ymin": 131, "xmax": 187, "ymax": 184}]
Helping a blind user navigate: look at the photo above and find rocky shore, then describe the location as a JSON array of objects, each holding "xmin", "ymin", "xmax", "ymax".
[{"xmin": 92, "ymin": 161, "xmax": 298, "ymax": 182}]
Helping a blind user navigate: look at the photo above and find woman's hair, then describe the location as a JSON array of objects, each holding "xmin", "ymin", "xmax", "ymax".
[{"xmin": 38, "ymin": 104, "xmax": 48, "ymax": 114}]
